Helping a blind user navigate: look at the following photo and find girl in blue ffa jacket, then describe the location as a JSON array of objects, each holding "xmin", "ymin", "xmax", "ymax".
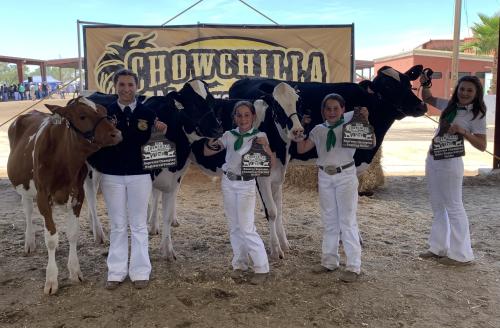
[
  {"xmin": 204, "ymin": 100, "xmax": 275, "ymax": 285},
  {"xmin": 89, "ymin": 69, "xmax": 167, "ymax": 290},
  {"xmin": 296, "ymin": 93, "xmax": 369, "ymax": 283},
  {"xmin": 419, "ymin": 75, "xmax": 487, "ymax": 266}
]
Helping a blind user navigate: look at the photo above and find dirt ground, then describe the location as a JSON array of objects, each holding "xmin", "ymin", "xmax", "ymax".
[{"xmin": 0, "ymin": 99, "xmax": 499, "ymax": 328}]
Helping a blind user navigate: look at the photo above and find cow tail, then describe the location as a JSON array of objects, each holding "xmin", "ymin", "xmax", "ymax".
[{"xmin": 255, "ymin": 180, "xmax": 270, "ymax": 222}]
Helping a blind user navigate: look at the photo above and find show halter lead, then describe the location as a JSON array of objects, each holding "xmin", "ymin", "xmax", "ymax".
[
  {"xmin": 325, "ymin": 117, "xmax": 344, "ymax": 151},
  {"xmin": 230, "ymin": 128, "xmax": 259, "ymax": 151}
]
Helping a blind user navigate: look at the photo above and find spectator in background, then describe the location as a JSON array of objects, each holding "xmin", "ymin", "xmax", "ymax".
[
  {"xmin": 59, "ymin": 83, "xmax": 65, "ymax": 99},
  {"xmin": 29, "ymin": 83, "xmax": 36, "ymax": 100},
  {"xmin": 18, "ymin": 83, "xmax": 25, "ymax": 100}
]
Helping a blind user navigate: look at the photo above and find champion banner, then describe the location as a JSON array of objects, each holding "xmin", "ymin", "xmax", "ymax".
[{"xmin": 84, "ymin": 24, "xmax": 353, "ymax": 96}]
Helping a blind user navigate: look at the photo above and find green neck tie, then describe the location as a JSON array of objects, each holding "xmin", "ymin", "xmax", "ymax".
[
  {"xmin": 230, "ymin": 128, "xmax": 259, "ymax": 151},
  {"xmin": 325, "ymin": 117, "xmax": 345, "ymax": 152},
  {"xmin": 443, "ymin": 105, "xmax": 468, "ymax": 124}
]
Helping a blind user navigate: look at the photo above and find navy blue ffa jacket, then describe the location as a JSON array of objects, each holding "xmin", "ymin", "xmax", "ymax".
[{"xmin": 88, "ymin": 101, "xmax": 155, "ymax": 175}]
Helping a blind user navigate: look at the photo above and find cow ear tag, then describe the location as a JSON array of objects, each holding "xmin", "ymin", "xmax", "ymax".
[
  {"xmin": 241, "ymin": 138, "xmax": 271, "ymax": 179},
  {"xmin": 342, "ymin": 107, "xmax": 375, "ymax": 149},
  {"xmin": 141, "ymin": 129, "xmax": 177, "ymax": 170}
]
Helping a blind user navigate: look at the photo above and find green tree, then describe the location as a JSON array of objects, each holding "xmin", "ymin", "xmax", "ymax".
[
  {"xmin": 461, "ymin": 12, "xmax": 499, "ymax": 94},
  {"xmin": 0, "ymin": 63, "xmax": 20, "ymax": 85}
]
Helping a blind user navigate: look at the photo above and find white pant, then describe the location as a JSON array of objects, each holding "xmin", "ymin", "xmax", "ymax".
[
  {"xmin": 425, "ymin": 155, "xmax": 473, "ymax": 262},
  {"xmin": 318, "ymin": 167, "xmax": 361, "ymax": 273},
  {"xmin": 221, "ymin": 175, "xmax": 269, "ymax": 273},
  {"xmin": 101, "ymin": 174, "xmax": 152, "ymax": 281}
]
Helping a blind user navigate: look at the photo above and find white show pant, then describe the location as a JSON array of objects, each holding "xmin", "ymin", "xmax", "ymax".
[
  {"xmin": 221, "ymin": 175, "xmax": 269, "ymax": 273},
  {"xmin": 318, "ymin": 167, "xmax": 361, "ymax": 273},
  {"xmin": 101, "ymin": 174, "xmax": 152, "ymax": 281},
  {"xmin": 425, "ymin": 155, "xmax": 473, "ymax": 262}
]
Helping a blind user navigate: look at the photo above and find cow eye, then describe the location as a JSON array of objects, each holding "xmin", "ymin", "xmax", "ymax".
[{"xmin": 80, "ymin": 116, "xmax": 86, "ymax": 120}]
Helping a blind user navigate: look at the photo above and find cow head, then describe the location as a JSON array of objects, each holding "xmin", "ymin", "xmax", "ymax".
[
  {"xmin": 259, "ymin": 82, "xmax": 304, "ymax": 142},
  {"xmin": 172, "ymin": 80, "xmax": 223, "ymax": 139},
  {"xmin": 364, "ymin": 66, "xmax": 427, "ymax": 119},
  {"xmin": 45, "ymin": 97, "xmax": 122, "ymax": 147}
]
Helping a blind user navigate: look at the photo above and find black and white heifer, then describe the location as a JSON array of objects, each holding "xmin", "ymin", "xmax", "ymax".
[
  {"xmin": 191, "ymin": 82, "xmax": 304, "ymax": 259},
  {"xmin": 229, "ymin": 65, "xmax": 427, "ymax": 251},
  {"xmin": 229, "ymin": 65, "xmax": 427, "ymax": 171},
  {"xmin": 85, "ymin": 80, "xmax": 222, "ymax": 254}
]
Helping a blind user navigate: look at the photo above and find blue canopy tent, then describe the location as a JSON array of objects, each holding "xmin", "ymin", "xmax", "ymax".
[{"xmin": 23, "ymin": 75, "xmax": 61, "ymax": 91}]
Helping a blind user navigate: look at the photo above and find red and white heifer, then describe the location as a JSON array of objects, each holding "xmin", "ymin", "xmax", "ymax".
[{"xmin": 7, "ymin": 97, "xmax": 121, "ymax": 294}]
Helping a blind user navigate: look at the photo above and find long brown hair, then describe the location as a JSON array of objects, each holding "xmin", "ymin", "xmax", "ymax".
[{"xmin": 440, "ymin": 75, "xmax": 486, "ymax": 124}]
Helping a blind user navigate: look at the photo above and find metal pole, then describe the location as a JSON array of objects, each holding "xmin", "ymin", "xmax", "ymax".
[
  {"xmin": 450, "ymin": 0, "xmax": 462, "ymax": 90},
  {"xmin": 493, "ymin": 24, "xmax": 500, "ymax": 170},
  {"xmin": 77, "ymin": 19, "xmax": 83, "ymax": 93}
]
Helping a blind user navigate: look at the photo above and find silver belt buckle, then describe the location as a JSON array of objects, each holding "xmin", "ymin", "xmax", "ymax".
[
  {"xmin": 226, "ymin": 171, "xmax": 238, "ymax": 180},
  {"xmin": 324, "ymin": 165, "xmax": 338, "ymax": 175}
]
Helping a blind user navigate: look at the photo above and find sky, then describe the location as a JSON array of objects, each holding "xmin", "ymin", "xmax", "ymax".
[{"xmin": 1, "ymin": 0, "xmax": 498, "ymax": 61}]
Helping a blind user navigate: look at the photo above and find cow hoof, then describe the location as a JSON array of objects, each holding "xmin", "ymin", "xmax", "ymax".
[
  {"xmin": 358, "ymin": 191, "xmax": 374, "ymax": 197},
  {"xmin": 24, "ymin": 241, "xmax": 36, "ymax": 254},
  {"xmin": 94, "ymin": 230, "xmax": 107, "ymax": 245},
  {"xmin": 148, "ymin": 225, "xmax": 160, "ymax": 235},
  {"xmin": 44, "ymin": 280, "xmax": 58, "ymax": 295},
  {"xmin": 69, "ymin": 270, "xmax": 83, "ymax": 283},
  {"xmin": 171, "ymin": 219, "xmax": 180, "ymax": 228}
]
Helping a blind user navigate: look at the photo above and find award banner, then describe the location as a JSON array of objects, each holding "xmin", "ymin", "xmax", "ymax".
[{"xmin": 84, "ymin": 24, "xmax": 353, "ymax": 96}]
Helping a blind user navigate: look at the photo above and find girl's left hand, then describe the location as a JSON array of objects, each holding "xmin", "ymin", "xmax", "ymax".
[
  {"xmin": 154, "ymin": 119, "xmax": 168, "ymax": 134},
  {"xmin": 448, "ymin": 123, "xmax": 466, "ymax": 136},
  {"xmin": 359, "ymin": 107, "xmax": 369, "ymax": 121}
]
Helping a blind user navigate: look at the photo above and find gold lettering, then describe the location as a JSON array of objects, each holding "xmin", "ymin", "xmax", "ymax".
[
  {"xmin": 310, "ymin": 56, "xmax": 323, "ymax": 82},
  {"xmin": 172, "ymin": 54, "xmax": 187, "ymax": 80},
  {"xmin": 237, "ymin": 54, "xmax": 254, "ymax": 76},
  {"xmin": 192, "ymin": 53, "xmax": 215, "ymax": 76},
  {"xmin": 259, "ymin": 53, "xmax": 267, "ymax": 77},
  {"xmin": 220, "ymin": 53, "xmax": 232, "ymax": 75},
  {"xmin": 130, "ymin": 57, "xmax": 145, "ymax": 90},
  {"xmin": 289, "ymin": 54, "xmax": 300, "ymax": 81},
  {"xmin": 149, "ymin": 55, "xmax": 167, "ymax": 87},
  {"xmin": 273, "ymin": 54, "xmax": 285, "ymax": 80}
]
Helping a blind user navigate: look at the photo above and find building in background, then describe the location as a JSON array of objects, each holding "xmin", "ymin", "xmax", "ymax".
[{"xmin": 374, "ymin": 38, "xmax": 494, "ymax": 116}]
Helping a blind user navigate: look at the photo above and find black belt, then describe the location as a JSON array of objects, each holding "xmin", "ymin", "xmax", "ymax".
[
  {"xmin": 223, "ymin": 171, "xmax": 255, "ymax": 181},
  {"xmin": 318, "ymin": 161, "xmax": 355, "ymax": 175}
]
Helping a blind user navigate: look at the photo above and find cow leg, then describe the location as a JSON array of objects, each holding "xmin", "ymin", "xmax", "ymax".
[
  {"xmin": 256, "ymin": 177, "xmax": 282, "ymax": 260},
  {"xmin": 148, "ymin": 188, "xmax": 161, "ymax": 235},
  {"xmin": 43, "ymin": 228, "xmax": 59, "ymax": 295},
  {"xmin": 84, "ymin": 169, "xmax": 106, "ymax": 244},
  {"xmin": 22, "ymin": 194, "xmax": 36, "ymax": 254},
  {"xmin": 66, "ymin": 204, "xmax": 83, "ymax": 283},
  {"xmin": 272, "ymin": 182, "xmax": 290, "ymax": 252},
  {"xmin": 160, "ymin": 190, "xmax": 177, "ymax": 261},
  {"xmin": 37, "ymin": 192, "xmax": 59, "ymax": 295}
]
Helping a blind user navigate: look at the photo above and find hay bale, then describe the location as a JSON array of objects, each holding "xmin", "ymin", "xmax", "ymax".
[
  {"xmin": 285, "ymin": 164, "xmax": 318, "ymax": 190},
  {"xmin": 285, "ymin": 146, "xmax": 385, "ymax": 194},
  {"xmin": 358, "ymin": 146, "xmax": 385, "ymax": 195}
]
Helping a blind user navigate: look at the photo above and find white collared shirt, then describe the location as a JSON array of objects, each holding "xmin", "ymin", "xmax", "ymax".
[
  {"xmin": 117, "ymin": 100, "xmax": 137, "ymax": 113},
  {"xmin": 218, "ymin": 127, "xmax": 267, "ymax": 174},
  {"xmin": 308, "ymin": 111, "xmax": 355, "ymax": 167},
  {"xmin": 433, "ymin": 99, "xmax": 486, "ymax": 136}
]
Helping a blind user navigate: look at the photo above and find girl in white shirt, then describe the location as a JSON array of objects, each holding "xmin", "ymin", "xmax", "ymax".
[
  {"xmin": 419, "ymin": 75, "xmax": 487, "ymax": 266},
  {"xmin": 296, "ymin": 93, "xmax": 369, "ymax": 283},
  {"xmin": 204, "ymin": 100, "xmax": 275, "ymax": 284}
]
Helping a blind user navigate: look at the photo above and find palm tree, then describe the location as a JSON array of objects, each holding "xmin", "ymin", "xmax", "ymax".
[{"xmin": 461, "ymin": 12, "xmax": 499, "ymax": 94}]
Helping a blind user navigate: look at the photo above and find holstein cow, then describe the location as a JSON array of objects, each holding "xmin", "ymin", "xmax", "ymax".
[
  {"xmin": 229, "ymin": 65, "xmax": 428, "ymax": 250},
  {"xmin": 87, "ymin": 80, "xmax": 223, "ymax": 259},
  {"xmin": 191, "ymin": 82, "xmax": 304, "ymax": 259},
  {"xmin": 230, "ymin": 65, "xmax": 427, "ymax": 171},
  {"xmin": 7, "ymin": 97, "xmax": 122, "ymax": 294}
]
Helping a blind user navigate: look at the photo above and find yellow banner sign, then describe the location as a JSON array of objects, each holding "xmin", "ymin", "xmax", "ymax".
[{"xmin": 84, "ymin": 24, "xmax": 353, "ymax": 96}]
